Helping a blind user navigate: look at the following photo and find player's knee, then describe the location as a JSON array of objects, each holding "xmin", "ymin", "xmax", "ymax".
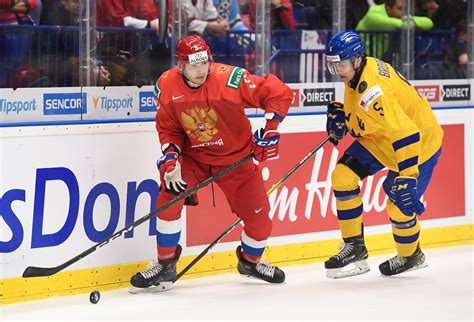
[
  {"xmin": 386, "ymin": 199, "xmax": 415, "ymax": 222},
  {"xmin": 155, "ymin": 193, "xmax": 185, "ymax": 221},
  {"xmin": 244, "ymin": 216, "xmax": 272, "ymax": 241},
  {"xmin": 332, "ymin": 163, "xmax": 360, "ymax": 193}
]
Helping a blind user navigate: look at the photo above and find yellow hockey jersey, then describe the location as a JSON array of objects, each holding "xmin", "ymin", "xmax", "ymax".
[{"xmin": 343, "ymin": 57, "xmax": 443, "ymax": 177}]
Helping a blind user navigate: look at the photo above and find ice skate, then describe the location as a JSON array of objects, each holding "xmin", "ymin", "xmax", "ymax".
[
  {"xmin": 379, "ymin": 244, "xmax": 427, "ymax": 276},
  {"xmin": 236, "ymin": 246, "xmax": 285, "ymax": 283},
  {"xmin": 129, "ymin": 245, "xmax": 181, "ymax": 293},
  {"xmin": 325, "ymin": 235, "xmax": 370, "ymax": 279}
]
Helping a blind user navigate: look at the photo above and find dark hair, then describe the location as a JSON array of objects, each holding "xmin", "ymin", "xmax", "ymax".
[
  {"xmin": 385, "ymin": 0, "xmax": 398, "ymax": 7},
  {"xmin": 455, "ymin": 20, "xmax": 467, "ymax": 37}
]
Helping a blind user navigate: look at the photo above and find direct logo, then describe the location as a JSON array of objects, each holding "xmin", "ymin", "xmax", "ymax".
[
  {"xmin": 182, "ymin": 106, "xmax": 218, "ymax": 142},
  {"xmin": 139, "ymin": 92, "xmax": 156, "ymax": 112},
  {"xmin": 358, "ymin": 81, "xmax": 367, "ymax": 94},
  {"xmin": 0, "ymin": 98, "xmax": 37, "ymax": 115},
  {"xmin": 415, "ymin": 85, "xmax": 440, "ymax": 102},
  {"xmin": 43, "ymin": 93, "xmax": 86, "ymax": 115},
  {"xmin": 358, "ymin": 85, "xmax": 383, "ymax": 111},
  {"xmin": 290, "ymin": 89, "xmax": 300, "ymax": 107},
  {"xmin": 442, "ymin": 84, "xmax": 470, "ymax": 101},
  {"xmin": 302, "ymin": 88, "xmax": 335, "ymax": 106}
]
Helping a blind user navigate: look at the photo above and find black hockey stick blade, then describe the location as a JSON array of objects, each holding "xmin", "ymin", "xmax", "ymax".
[
  {"xmin": 22, "ymin": 153, "xmax": 254, "ymax": 278},
  {"xmin": 172, "ymin": 135, "xmax": 331, "ymax": 283}
]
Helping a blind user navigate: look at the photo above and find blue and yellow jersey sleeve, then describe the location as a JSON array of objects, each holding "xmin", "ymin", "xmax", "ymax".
[{"xmin": 343, "ymin": 57, "xmax": 443, "ymax": 177}]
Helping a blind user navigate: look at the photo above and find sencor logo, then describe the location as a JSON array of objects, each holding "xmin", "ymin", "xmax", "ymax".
[
  {"xmin": 0, "ymin": 98, "xmax": 37, "ymax": 115},
  {"xmin": 139, "ymin": 92, "xmax": 156, "ymax": 112},
  {"xmin": 43, "ymin": 93, "xmax": 87, "ymax": 115}
]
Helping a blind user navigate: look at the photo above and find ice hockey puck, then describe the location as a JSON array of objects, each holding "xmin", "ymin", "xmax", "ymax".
[{"xmin": 89, "ymin": 290, "xmax": 100, "ymax": 304}]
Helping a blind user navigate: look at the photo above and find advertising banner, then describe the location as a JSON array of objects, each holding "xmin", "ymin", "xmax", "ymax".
[
  {"xmin": 0, "ymin": 111, "xmax": 472, "ymax": 279},
  {"xmin": 186, "ymin": 124, "xmax": 466, "ymax": 246}
]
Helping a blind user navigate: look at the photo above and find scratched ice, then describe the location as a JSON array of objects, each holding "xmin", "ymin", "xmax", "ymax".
[{"xmin": 2, "ymin": 245, "xmax": 472, "ymax": 321}]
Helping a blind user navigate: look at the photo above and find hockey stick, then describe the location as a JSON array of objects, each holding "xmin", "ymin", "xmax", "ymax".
[
  {"xmin": 174, "ymin": 135, "xmax": 331, "ymax": 282},
  {"xmin": 22, "ymin": 153, "xmax": 254, "ymax": 278}
]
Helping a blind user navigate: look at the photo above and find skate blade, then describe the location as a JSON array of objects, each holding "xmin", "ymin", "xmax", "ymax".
[
  {"xmin": 326, "ymin": 260, "xmax": 370, "ymax": 279},
  {"xmin": 239, "ymin": 273, "xmax": 284, "ymax": 284},
  {"xmin": 128, "ymin": 282, "xmax": 174, "ymax": 294},
  {"xmin": 382, "ymin": 262, "xmax": 429, "ymax": 277}
]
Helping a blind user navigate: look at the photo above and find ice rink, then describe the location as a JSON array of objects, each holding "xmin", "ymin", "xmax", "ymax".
[{"xmin": 2, "ymin": 244, "xmax": 473, "ymax": 321}]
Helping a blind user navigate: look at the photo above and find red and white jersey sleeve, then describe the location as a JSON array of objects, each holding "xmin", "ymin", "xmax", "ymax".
[
  {"xmin": 154, "ymin": 63, "xmax": 292, "ymax": 165},
  {"xmin": 239, "ymin": 71, "xmax": 292, "ymax": 120}
]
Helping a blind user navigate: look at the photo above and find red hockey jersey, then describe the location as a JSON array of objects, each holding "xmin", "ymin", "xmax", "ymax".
[{"xmin": 154, "ymin": 63, "xmax": 293, "ymax": 165}]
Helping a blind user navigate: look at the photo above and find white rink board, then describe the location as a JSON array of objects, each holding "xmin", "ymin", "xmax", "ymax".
[
  {"xmin": 0, "ymin": 110, "xmax": 473, "ymax": 280},
  {"xmin": 0, "ymin": 79, "xmax": 472, "ymax": 123}
]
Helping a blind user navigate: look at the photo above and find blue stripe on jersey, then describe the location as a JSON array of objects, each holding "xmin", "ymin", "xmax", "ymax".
[
  {"xmin": 392, "ymin": 133, "xmax": 420, "ymax": 151},
  {"xmin": 398, "ymin": 156, "xmax": 419, "ymax": 171},
  {"xmin": 393, "ymin": 231, "xmax": 420, "ymax": 244},
  {"xmin": 156, "ymin": 231, "xmax": 181, "ymax": 247},
  {"xmin": 337, "ymin": 205, "xmax": 363, "ymax": 220}
]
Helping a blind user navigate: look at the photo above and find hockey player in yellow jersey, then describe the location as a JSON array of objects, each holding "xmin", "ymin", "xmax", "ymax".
[{"xmin": 323, "ymin": 31, "xmax": 443, "ymax": 278}]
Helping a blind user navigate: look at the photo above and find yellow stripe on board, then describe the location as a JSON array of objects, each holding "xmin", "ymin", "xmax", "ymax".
[{"xmin": 1, "ymin": 224, "xmax": 472, "ymax": 305}]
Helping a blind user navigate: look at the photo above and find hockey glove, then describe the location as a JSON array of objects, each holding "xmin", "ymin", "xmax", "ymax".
[
  {"xmin": 326, "ymin": 101, "xmax": 347, "ymax": 145},
  {"xmin": 253, "ymin": 129, "xmax": 280, "ymax": 162},
  {"xmin": 157, "ymin": 151, "xmax": 188, "ymax": 196},
  {"xmin": 391, "ymin": 176, "xmax": 425, "ymax": 217}
]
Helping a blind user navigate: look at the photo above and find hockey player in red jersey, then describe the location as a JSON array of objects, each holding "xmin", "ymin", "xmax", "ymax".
[{"xmin": 130, "ymin": 35, "xmax": 293, "ymax": 291}]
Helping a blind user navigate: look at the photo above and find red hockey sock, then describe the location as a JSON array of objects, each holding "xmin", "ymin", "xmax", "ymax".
[{"xmin": 157, "ymin": 245, "xmax": 177, "ymax": 261}]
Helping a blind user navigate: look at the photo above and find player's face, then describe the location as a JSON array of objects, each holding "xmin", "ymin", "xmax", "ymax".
[
  {"xmin": 330, "ymin": 60, "xmax": 356, "ymax": 83},
  {"xmin": 182, "ymin": 61, "xmax": 211, "ymax": 87}
]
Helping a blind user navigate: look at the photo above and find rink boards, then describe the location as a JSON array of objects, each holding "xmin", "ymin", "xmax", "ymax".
[{"xmin": 1, "ymin": 84, "xmax": 473, "ymax": 304}]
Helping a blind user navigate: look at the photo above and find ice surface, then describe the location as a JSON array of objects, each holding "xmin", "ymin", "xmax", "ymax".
[{"xmin": 2, "ymin": 244, "xmax": 473, "ymax": 321}]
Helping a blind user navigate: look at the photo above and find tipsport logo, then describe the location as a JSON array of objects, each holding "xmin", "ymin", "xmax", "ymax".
[
  {"xmin": 43, "ymin": 93, "xmax": 87, "ymax": 115},
  {"xmin": 92, "ymin": 95, "xmax": 133, "ymax": 111},
  {"xmin": 0, "ymin": 98, "xmax": 37, "ymax": 115}
]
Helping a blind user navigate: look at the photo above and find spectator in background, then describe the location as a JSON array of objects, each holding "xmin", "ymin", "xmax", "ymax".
[
  {"xmin": 443, "ymin": 20, "xmax": 469, "ymax": 79},
  {"xmin": 0, "ymin": 0, "xmax": 37, "ymax": 24},
  {"xmin": 415, "ymin": 0, "xmax": 439, "ymax": 19},
  {"xmin": 40, "ymin": 0, "xmax": 78, "ymax": 25},
  {"xmin": 96, "ymin": 0, "xmax": 174, "ymax": 86},
  {"xmin": 29, "ymin": 0, "xmax": 42, "ymax": 24},
  {"xmin": 431, "ymin": 0, "xmax": 467, "ymax": 29},
  {"xmin": 96, "ymin": 0, "xmax": 160, "ymax": 30},
  {"xmin": 214, "ymin": 0, "xmax": 249, "ymax": 31},
  {"xmin": 36, "ymin": 0, "xmax": 111, "ymax": 86},
  {"xmin": 347, "ymin": 0, "xmax": 370, "ymax": 30},
  {"xmin": 0, "ymin": 0, "xmax": 37, "ymax": 87},
  {"xmin": 183, "ymin": 0, "xmax": 230, "ymax": 36},
  {"xmin": 293, "ymin": 0, "xmax": 331, "ymax": 30},
  {"xmin": 247, "ymin": 0, "xmax": 296, "ymax": 30},
  {"xmin": 356, "ymin": 0, "xmax": 434, "ymax": 62}
]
